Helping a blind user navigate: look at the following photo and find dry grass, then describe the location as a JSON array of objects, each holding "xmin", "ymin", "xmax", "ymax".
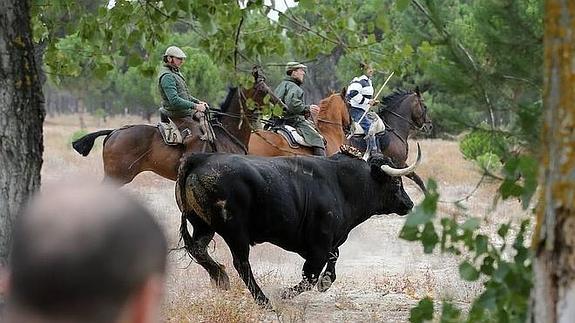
[{"xmin": 42, "ymin": 114, "xmax": 531, "ymax": 322}]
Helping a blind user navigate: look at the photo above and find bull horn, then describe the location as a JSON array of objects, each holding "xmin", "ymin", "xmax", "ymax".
[{"xmin": 380, "ymin": 143, "xmax": 422, "ymax": 176}]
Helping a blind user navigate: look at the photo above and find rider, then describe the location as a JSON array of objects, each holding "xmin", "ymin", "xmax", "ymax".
[
  {"xmin": 157, "ymin": 46, "xmax": 210, "ymax": 151},
  {"xmin": 346, "ymin": 62, "xmax": 379, "ymax": 152},
  {"xmin": 274, "ymin": 61, "xmax": 326, "ymax": 156}
]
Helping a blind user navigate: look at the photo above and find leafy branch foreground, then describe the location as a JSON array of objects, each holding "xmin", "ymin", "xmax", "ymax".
[{"xmin": 402, "ymin": 180, "xmax": 533, "ymax": 322}]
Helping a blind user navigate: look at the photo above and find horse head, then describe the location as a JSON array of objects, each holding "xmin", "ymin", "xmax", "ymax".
[
  {"xmin": 317, "ymin": 89, "xmax": 351, "ymax": 130},
  {"xmin": 413, "ymin": 86, "xmax": 432, "ymax": 133},
  {"xmin": 380, "ymin": 88, "xmax": 432, "ymax": 134}
]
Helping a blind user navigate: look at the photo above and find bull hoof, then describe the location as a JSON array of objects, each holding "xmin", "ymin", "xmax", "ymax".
[
  {"xmin": 280, "ymin": 287, "xmax": 298, "ymax": 299},
  {"xmin": 211, "ymin": 273, "xmax": 230, "ymax": 290},
  {"xmin": 317, "ymin": 274, "xmax": 333, "ymax": 292},
  {"xmin": 257, "ymin": 297, "xmax": 273, "ymax": 310}
]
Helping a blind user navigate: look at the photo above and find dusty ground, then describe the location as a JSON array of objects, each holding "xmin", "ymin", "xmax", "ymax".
[{"xmin": 42, "ymin": 114, "xmax": 530, "ymax": 322}]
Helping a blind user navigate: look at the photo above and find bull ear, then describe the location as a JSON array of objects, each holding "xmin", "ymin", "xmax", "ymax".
[{"xmin": 415, "ymin": 86, "xmax": 421, "ymax": 96}]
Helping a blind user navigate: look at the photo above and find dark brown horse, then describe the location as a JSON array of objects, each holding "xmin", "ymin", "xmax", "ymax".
[
  {"xmin": 72, "ymin": 67, "xmax": 270, "ymax": 184},
  {"xmin": 365, "ymin": 88, "xmax": 432, "ymax": 192},
  {"xmin": 248, "ymin": 90, "xmax": 350, "ymax": 156}
]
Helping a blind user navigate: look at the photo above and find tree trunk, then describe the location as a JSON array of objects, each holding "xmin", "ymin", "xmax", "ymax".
[
  {"xmin": 0, "ymin": 0, "xmax": 44, "ymax": 265},
  {"xmin": 304, "ymin": 46, "xmax": 344, "ymax": 104},
  {"xmin": 532, "ymin": 1, "xmax": 575, "ymax": 322}
]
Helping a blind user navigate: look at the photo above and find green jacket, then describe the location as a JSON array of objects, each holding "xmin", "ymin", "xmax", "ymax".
[
  {"xmin": 274, "ymin": 76, "xmax": 324, "ymax": 148},
  {"xmin": 274, "ymin": 76, "xmax": 310, "ymax": 120},
  {"xmin": 157, "ymin": 65, "xmax": 200, "ymax": 118}
]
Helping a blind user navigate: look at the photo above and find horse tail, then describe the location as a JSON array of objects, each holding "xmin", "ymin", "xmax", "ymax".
[{"xmin": 72, "ymin": 130, "xmax": 113, "ymax": 156}]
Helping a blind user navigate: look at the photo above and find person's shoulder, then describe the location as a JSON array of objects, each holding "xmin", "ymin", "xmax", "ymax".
[
  {"xmin": 159, "ymin": 72, "xmax": 176, "ymax": 85},
  {"xmin": 357, "ymin": 76, "xmax": 370, "ymax": 87}
]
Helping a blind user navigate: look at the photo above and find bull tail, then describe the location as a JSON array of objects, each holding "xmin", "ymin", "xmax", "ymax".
[
  {"xmin": 72, "ymin": 130, "xmax": 113, "ymax": 156},
  {"xmin": 178, "ymin": 212, "xmax": 196, "ymax": 260}
]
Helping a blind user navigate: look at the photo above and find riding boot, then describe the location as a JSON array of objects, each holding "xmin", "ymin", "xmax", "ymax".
[
  {"xmin": 312, "ymin": 147, "xmax": 326, "ymax": 157},
  {"xmin": 366, "ymin": 135, "xmax": 378, "ymax": 154}
]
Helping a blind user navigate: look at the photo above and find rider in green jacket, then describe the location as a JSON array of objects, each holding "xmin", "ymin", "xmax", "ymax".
[
  {"xmin": 157, "ymin": 46, "xmax": 210, "ymax": 151},
  {"xmin": 274, "ymin": 62, "xmax": 325, "ymax": 156}
]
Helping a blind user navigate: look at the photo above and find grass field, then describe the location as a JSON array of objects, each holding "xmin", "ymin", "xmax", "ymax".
[{"xmin": 42, "ymin": 113, "xmax": 531, "ymax": 322}]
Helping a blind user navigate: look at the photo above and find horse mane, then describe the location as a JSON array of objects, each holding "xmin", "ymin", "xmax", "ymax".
[
  {"xmin": 381, "ymin": 89, "xmax": 412, "ymax": 110},
  {"xmin": 219, "ymin": 87, "xmax": 238, "ymax": 113}
]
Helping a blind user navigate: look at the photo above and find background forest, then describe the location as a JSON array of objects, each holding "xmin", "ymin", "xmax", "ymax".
[{"xmin": 40, "ymin": 0, "xmax": 542, "ymax": 142}]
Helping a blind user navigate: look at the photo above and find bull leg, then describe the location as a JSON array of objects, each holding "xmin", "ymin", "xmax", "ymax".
[
  {"xmin": 282, "ymin": 253, "xmax": 328, "ymax": 299},
  {"xmin": 180, "ymin": 213, "xmax": 230, "ymax": 290},
  {"xmin": 225, "ymin": 241, "xmax": 270, "ymax": 308},
  {"xmin": 406, "ymin": 171, "xmax": 427, "ymax": 193},
  {"xmin": 317, "ymin": 248, "xmax": 339, "ymax": 292}
]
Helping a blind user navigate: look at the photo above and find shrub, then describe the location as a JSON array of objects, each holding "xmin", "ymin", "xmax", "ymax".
[
  {"xmin": 476, "ymin": 152, "xmax": 503, "ymax": 173},
  {"xmin": 459, "ymin": 129, "xmax": 507, "ymax": 161}
]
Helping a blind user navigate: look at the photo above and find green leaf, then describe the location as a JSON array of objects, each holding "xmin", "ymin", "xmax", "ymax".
[
  {"xmin": 459, "ymin": 261, "xmax": 480, "ymax": 281},
  {"xmin": 298, "ymin": 0, "xmax": 316, "ymax": 10},
  {"xmin": 440, "ymin": 302, "xmax": 462, "ymax": 322},
  {"xmin": 126, "ymin": 54, "xmax": 142, "ymax": 67},
  {"xmin": 396, "ymin": 0, "xmax": 411, "ymax": 11},
  {"xmin": 399, "ymin": 225, "xmax": 420, "ymax": 241},
  {"xmin": 404, "ymin": 207, "xmax": 433, "ymax": 226},
  {"xmin": 421, "ymin": 222, "xmax": 439, "ymax": 254},
  {"xmin": 493, "ymin": 262, "xmax": 510, "ymax": 283},
  {"xmin": 480, "ymin": 256, "xmax": 495, "ymax": 275},
  {"xmin": 409, "ymin": 297, "xmax": 434, "ymax": 323},
  {"xmin": 474, "ymin": 287, "xmax": 498, "ymax": 311},
  {"xmin": 497, "ymin": 223, "xmax": 510, "ymax": 238},
  {"xmin": 272, "ymin": 105, "xmax": 283, "ymax": 117},
  {"xmin": 474, "ymin": 235, "xmax": 488, "ymax": 256},
  {"xmin": 461, "ymin": 217, "xmax": 481, "ymax": 231}
]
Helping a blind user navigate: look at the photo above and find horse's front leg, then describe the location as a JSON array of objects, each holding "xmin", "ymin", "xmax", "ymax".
[{"xmin": 406, "ymin": 171, "xmax": 427, "ymax": 193}]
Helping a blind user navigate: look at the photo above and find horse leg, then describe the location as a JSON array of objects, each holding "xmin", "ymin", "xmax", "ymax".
[
  {"xmin": 180, "ymin": 212, "xmax": 230, "ymax": 290},
  {"xmin": 406, "ymin": 171, "xmax": 427, "ymax": 193},
  {"xmin": 223, "ymin": 236, "xmax": 270, "ymax": 308},
  {"xmin": 317, "ymin": 248, "xmax": 339, "ymax": 292}
]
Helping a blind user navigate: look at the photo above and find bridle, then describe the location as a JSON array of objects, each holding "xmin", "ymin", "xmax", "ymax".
[
  {"xmin": 206, "ymin": 77, "xmax": 272, "ymax": 154},
  {"xmin": 380, "ymin": 93, "xmax": 428, "ymax": 131}
]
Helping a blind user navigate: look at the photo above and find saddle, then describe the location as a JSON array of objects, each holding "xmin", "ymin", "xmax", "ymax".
[
  {"xmin": 349, "ymin": 111, "xmax": 386, "ymax": 137},
  {"xmin": 157, "ymin": 119, "xmax": 184, "ymax": 145},
  {"xmin": 157, "ymin": 112, "xmax": 216, "ymax": 146},
  {"xmin": 269, "ymin": 125, "xmax": 310, "ymax": 149}
]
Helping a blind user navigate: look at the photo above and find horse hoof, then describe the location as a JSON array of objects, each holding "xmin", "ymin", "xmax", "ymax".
[{"xmin": 317, "ymin": 274, "xmax": 333, "ymax": 292}]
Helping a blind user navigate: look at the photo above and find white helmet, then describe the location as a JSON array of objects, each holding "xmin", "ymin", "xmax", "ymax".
[{"xmin": 164, "ymin": 46, "xmax": 186, "ymax": 59}]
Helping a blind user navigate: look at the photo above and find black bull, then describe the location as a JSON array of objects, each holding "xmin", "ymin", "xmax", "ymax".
[{"xmin": 176, "ymin": 145, "xmax": 421, "ymax": 307}]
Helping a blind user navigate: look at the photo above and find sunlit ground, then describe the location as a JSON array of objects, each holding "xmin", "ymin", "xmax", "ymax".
[{"xmin": 42, "ymin": 113, "xmax": 530, "ymax": 322}]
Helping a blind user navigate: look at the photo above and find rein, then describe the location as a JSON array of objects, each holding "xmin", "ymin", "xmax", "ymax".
[
  {"xmin": 380, "ymin": 93, "xmax": 427, "ymax": 132},
  {"xmin": 381, "ymin": 108, "xmax": 424, "ymax": 131},
  {"xmin": 316, "ymin": 118, "xmax": 343, "ymax": 127}
]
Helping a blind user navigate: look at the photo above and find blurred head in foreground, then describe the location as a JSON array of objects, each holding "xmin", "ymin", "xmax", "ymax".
[{"xmin": 5, "ymin": 183, "xmax": 167, "ymax": 323}]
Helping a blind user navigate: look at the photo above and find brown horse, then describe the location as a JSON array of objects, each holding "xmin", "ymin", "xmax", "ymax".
[
  {"xmin": 72, "ymin": 67, "xmax": 270, "ymax": 185},
  {"xmin": 248, "ymin": 90, "xmax": 350, "ymax": 156},
  {"xmin": 357, "ymin": 88, "xmax": 432, "ymax": 192}
]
